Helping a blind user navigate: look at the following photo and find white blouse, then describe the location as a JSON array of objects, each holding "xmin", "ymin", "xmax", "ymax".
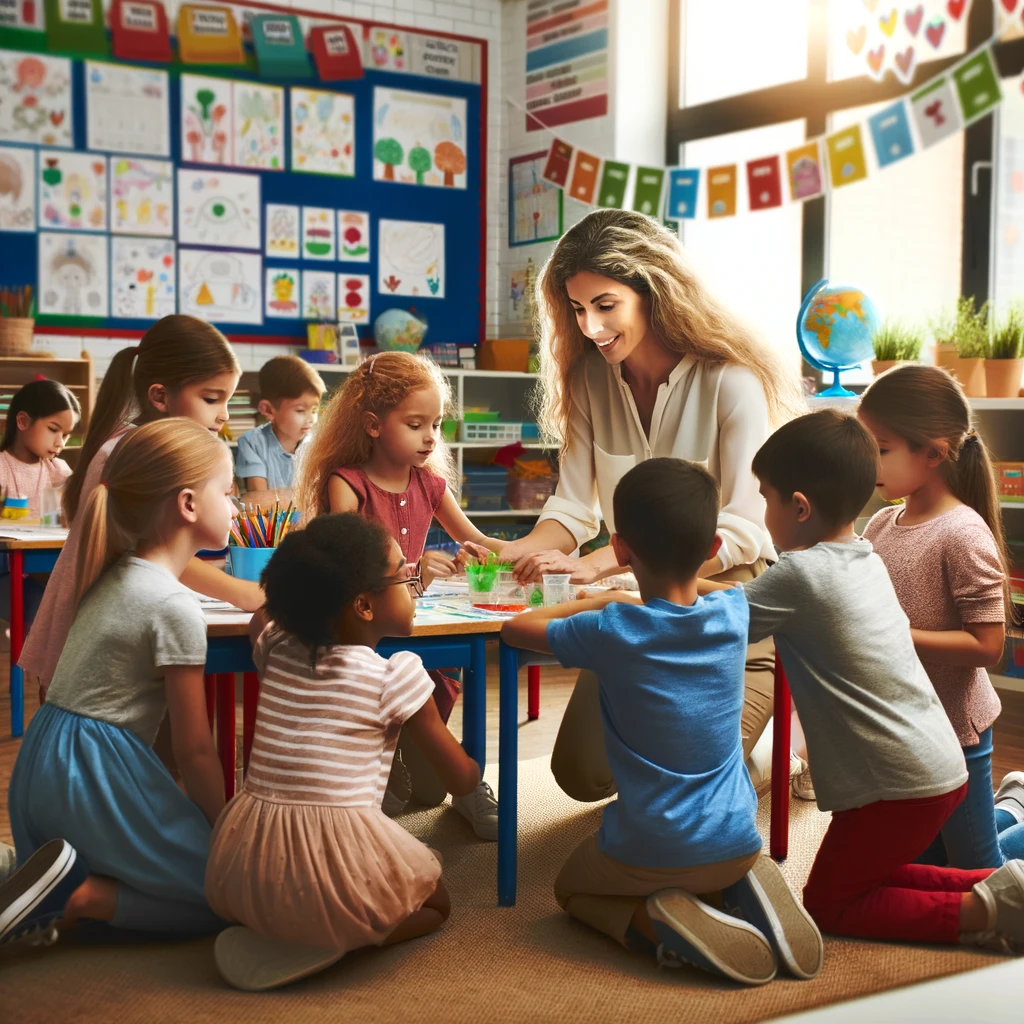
[{"xmin": 538, "ymin": 352, "xmax": 776, "ymax": 572}]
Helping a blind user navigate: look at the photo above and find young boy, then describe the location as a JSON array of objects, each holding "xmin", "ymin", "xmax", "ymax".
[
  {"xmin": 502, "ymin": 458, "xmax": 822, "ymax": 986},
  {"xmin": 729, "ymin": 409, "xmax": 1024, "ymax": 951},
  {"xmin": 235, "ymin": 356, "xmax": 325, "ymax": 494}
]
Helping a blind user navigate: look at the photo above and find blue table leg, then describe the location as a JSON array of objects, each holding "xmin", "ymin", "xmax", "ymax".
[
  {"xmin": 461, "ymin": 633, "xmax": 487, "ymax": 772},
  {"xmin": 497, "ymin": 639, "xmax": 519, "ymax": 906},
  {"xmin": 9, "ymin": 664, "xmax": 23, "ymax": 739}
]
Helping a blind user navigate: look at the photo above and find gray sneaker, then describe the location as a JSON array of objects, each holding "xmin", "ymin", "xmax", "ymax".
[
  {"xmin": 973, "ymin": 859, "xmax": 1024, "ymax": 947},
  {"xmin": 995, "ymin": 772, "xmax": 1024, "ymax": 826}
]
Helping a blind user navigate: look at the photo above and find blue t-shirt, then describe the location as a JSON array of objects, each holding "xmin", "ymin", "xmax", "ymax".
[
  {"xmin": 546, "ymin": 588, "xmax": 761, "ymax": 869},
  {"xmin": 234, "ymin": 422, "xmax": 302, "ymax": 489}
]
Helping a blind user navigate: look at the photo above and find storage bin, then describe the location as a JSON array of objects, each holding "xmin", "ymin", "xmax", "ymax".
[
  {"xmin": 507, "ymin": 476, "xmax": 557, "ymax": 510},
  {"xmin": 461, "ymin": 421, "xmax": 522, "ymax": 443},
  {"xmin": 462, "ymin": 465, "xmax": 510, "ymax": 511}
]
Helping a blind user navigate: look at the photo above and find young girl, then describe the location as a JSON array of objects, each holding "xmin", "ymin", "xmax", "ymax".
[
  {"xmin": 21, "ymin": 315, "xmax": 263, "ymax": 699},
  {"xmin": 295, "ymin": 351, "xmax": 504, "ymax": 837},
  {"xmin": 860, "ymin": 365, "xmax": 1024, "ymax": 867},
  {"xmin": 205, "ymin": 513, "xmax": 480, "ymax": 992},
  {"xmin": 0, "ymin": 419, "xmax": 235, "ymax": 945}
]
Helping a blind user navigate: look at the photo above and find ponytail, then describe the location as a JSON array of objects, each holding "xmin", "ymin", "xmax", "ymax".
[{"xmin": 74, "ymin": 482, "xmax": 130, "ymax": 606}]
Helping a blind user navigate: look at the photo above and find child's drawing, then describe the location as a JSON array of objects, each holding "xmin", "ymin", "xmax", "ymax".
[
  {"xmin": 290, "ymin": 87, "xmax": 354, "ymax": 177},
  {"xmin": 337, "ymin": 273, "xmax": 370, "ymax": 324},
  {"xmin": 0, "ymin": 145, "xmax": 36, "ymax": 232},
  {"xmin": 266, "ymin": 203, "xmax": 299, "ymax": 257},
  {"xmin": 111, "ymin": 237, "xmax": 177, "ymax": 320},
  {"xmin": 110, "ymin": 157, "xmax": 173, "ymax": 237},
  {"xmin": 373, "ymin": 87, "xmax": 467, "ymax": 189},
  {"xmin": 378, "ymin": 219, "xmax": 445, "ymax": 299},
  {"xmin": 38, "ymin": 231, "xmax": 108, "ymax": 317},
  {"xmin": 38, "ymin": 151, "xmax": 107, "ymax": 231},
  {"xmin": 233, "ymin": 83, "xmax": 284, "ymax": 171},
  {"xmin": 509, "ymin": 151, "xmax": 562, "ymax": 245},
  {"xmin": 178, "ymin": 168, "xmax": 260, "ymax": 250},
  {"xmin": 265, "ymin": 267, "xmax": 299, "ymax": 319},
  {"xmin": 368, "ymin": 27, "xmax": 407, "ymax": 71},
  {"xmin": 0, "ymin": 50, "xmax": 73, "ymax": 148},
  {"xmin": 85, "ymin": 61, "xmax": 170, "ymax": 158},
  {"xmin": 301, "ymin": 206, "xmax": 335, "ymax": 260},
  {"xmin": 181, "ymin": 73, "xmax": 233, "ymax": 166},
  {"xmin": 301, "ymin": 270, "xmax": 335, "ymax": 320},
  {"xmin": 179, "ymin": 248, "xmax": 262, "ymax": 325},
  {"xmin": 337, "ymin": 210, "xmax": 370, "ymax": 262}
]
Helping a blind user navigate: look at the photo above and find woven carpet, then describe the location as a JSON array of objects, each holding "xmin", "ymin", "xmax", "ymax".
[{"xmin": 0, "ymin": 757, "xmax": 1002, "ymax": 1023}]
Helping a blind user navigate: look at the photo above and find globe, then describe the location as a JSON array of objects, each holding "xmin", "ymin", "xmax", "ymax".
[
  {"xmin": 373, "ymin": 308, "xmax": 428, "ymax": 353},
  {"xmin": 796, "ymin": 278, "xmax": 881, "ymax": 398}
]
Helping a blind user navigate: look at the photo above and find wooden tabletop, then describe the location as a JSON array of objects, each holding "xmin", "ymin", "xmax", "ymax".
[
  {"xmin": 0, "ymin": 527, "xmax": 68, "ymax": 550},
  {"xmin": 204, "ymin": 609, "xmax": 506, "ymax": 639}
]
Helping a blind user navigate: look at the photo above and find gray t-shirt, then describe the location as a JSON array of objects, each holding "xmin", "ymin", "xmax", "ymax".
[
  {"xmin": 742, "ymin": 541, "xmax": 967, "ymax": 812},
  {"xmin": 47, "ymin": 555, "xmax": 208, "ymax": 744}
]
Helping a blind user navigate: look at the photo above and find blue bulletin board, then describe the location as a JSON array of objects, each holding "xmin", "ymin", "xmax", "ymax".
[{"xmin": 0, "ymin": 4, "xmax": 486, "ymax": 345}]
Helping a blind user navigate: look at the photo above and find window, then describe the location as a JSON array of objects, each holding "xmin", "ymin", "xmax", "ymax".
[{"xmin": 993, "ymin": 71, "xmax": 1024, "ymax": 319}]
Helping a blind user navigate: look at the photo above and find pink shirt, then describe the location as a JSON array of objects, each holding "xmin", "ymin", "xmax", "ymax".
[
  {"xmin": 864, "ymin": 503, "xmax": 1005, "ymax": 746},
  {"xmin": 0, "ymin": 450, "xmax": 71, "ymax": 518}
]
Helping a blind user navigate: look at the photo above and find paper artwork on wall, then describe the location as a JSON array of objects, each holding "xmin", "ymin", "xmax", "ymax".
[
  {"xmin": 373, "ymin": 87, "xmax": 467, "ymax": 188},
  {"xmin": 38, "ymin": 151, "xmax": 107, "ymax": 231},
  {"xmin": 301, "ymin": 206, "xmax": 336, "ymax": 260},
  {"xmin": 85, "ymin": 61, "xmax": 170, "ymax": 158},
  {"xmin": 378, "ymin": 219, "xmax": 444, "ymax": 298},
  {"xmin": 706, "ymin": 165, "xmax": 737, "ymax": 218},
  {"xmin": 181, "ymin": 73, "xmax": 233, "ymax": 166},
  {"xmin": 265, "ymin": 203, "xmax": 299, "ymax": 257},
  {"xmin": 110, "ymin": 157, "xmax": 173, "ymax": 237},
  {"xmin": 0, "ymin": 146, "xmax": 36, "ymax": 233},
  {"xmin": 290, "ymin": 87, "xmax": 354, "ymax": 177},
  {"xmin": 509, "ymin": 151, "xmax": 562, "ymax": 245},
  {"xmin": 909, "ymin": 76, "xmax": 962, "ymax": 149},
  {"xmin": 337, "ymin": 210, "xmax": 370, "ymax": 262},
  {"xmin": 785, "ymin": 141, "xmax": 824, "ymax": 201},
  {"xmin": 110, "ymin": 236, "xmax": 177, "ymax": 320},
  {"xmin": 868, "ymin": 101, "xmax": 914, "ymax": 169},
  {"xmin": 178, "ymin": 168, "xmax": 260, "ymax": 250},
  {"xmin": 337, "ymin": 273, "xmax": 370, "ymax": 324},
  {"xmin": 368, "ymin": 26, "xmax": 408, "ymax": 71},
  {"xmin": 38, "ymin": 231, "xmax": 109, "ymax": 317},
  {"xmin": 0, "ymin": 51, "xmax": 73, "ymax": 148},
  {"xmin": 233, "ymin": 83, "xmax": 284, "ymax": 171},
  {"xmin": 665, "ymin": 169, "xmax": 700, "ymax": 219},
  {"xmin": 301, "ymin": 269, "xmax": 336, "ymax": 320},
  {"xmin": 179, "ymin": 247, "xmax": 262, "ymax": 325},
  {"xmin": 746, "ymin": 156, "xmax": 782, "ymax": 211},
  {"xmin": 825, "ymin": 125, "xmax": 868, "ymax": 188},
  {"xmin": 265, "ymin": 267, "xmax": 300, "ymax": 319}
]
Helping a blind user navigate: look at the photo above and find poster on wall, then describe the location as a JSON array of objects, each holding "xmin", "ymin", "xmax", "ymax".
[
  {"xmin": 290, "ymin": 87, "xmax": 354, "ymax": 177},
  {"xmin": 0, "ymin": 145, "xmax": 36, "ymax": 233},
  {"xmin": 378, "ymin": 219, "xmax": 444, "ymax": 298},
  {"xmin": 509, "ymin": 151, "xmax": 562, "ymax": 245},
  {"xmin": 265, "ymin": 203, "xmax": 299, "ymax": 257},
  {"xmin": 38, "ymin": 231, "xmax": 109, "ymax": 317},
  {"xmin": 337, "ymin": 210, "xmax": 370, "ymax": 261},
  {"xmin": 181, "ymin": 73, "xmax": 233, "ymax": 165},
  {"xmin": 301, "ymin": 206, "xmax": 336, "ymax": 260},
  {"xmin": 179, "ymin": 247, "xmax": 262, "ymax": 324},
  {"xmin": 177, "ymin": 168, "xmax": 260, "ymax": 250},
  {"xmin": 233, "ymin": 83, "xmax": 284, "ymax": 171},
  {"xmin": 38, "ymin": 151, "xmax": 108, "ymax": 231},
  {"xmin": 85, "ymin": 61, "xmax": 171, "ymax": 157},
  {"xmin": 301, "ymin": 269, "xmax": 336, "ymax": 320},
  {"xmin": 368, "ymin": 26, "xmax": 407, "ymax": 71},
  {"xmin": 337, "ymin": 273, "xmax": 370, "ymax": 323},
  {"xmin": 110, "ymin": 236, "xmax": 177, "ymax": 319},
  {"xmin": 265, "ymin": 267, "xmax": 300, "ymax": 318},
  {"xmin": 373, "ymin": 87, "xmax": 467, "ymax": 188},
  {"xmin": 0, "ymin": 50, "xmax": 74, "ymax": 148},
  {"xmin": 110, "ymin": 157, "xmax": 173, "ymax": 236}
]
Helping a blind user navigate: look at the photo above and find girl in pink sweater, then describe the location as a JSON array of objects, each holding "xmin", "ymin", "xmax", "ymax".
[{"xmin": 860, "ymin": 365, "xmax": 1024, "ymax": 867}]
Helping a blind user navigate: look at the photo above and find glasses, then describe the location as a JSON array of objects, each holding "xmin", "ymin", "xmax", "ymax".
[{"xmin": 376, "ymin": 573, "xmax": 425, "ymax": 598}]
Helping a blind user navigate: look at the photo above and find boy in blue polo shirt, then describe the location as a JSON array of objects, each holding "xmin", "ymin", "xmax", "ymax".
[{"xmin": 502, "ymin": 458, "xmax": 821, "ymax": 986}]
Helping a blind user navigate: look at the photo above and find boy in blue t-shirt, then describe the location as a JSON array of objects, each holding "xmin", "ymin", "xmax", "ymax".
[{"xmin": 503, "ymin": 458, "xmax": 822, "ymax": 986}]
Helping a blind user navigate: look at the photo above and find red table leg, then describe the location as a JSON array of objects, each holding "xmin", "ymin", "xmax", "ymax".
[
  {"xmin": 770, "ymin": 650, "xmax": 791, "ymax": 861},
  {"xmin": 527, "ymin": 665, "xmax": 540, "ymax": 721},
  {"xmin": 242, "ymin": 671, "xmax": 259, "ymax": 774},
  {"xmin": 204, "ymin": 675, "xmax": 215, "ymax": 729},
  {"xmin": 216, "ymin": 673, "xmax": 236, "ymax": 799}
]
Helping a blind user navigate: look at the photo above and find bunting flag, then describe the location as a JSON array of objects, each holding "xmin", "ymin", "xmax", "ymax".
[
  {"xmin": 631, "ymin": 166, "xmax": 665, "ymax": 216},
  {"xmin": 597, "ymin": 159, "xmax": 629, "ymax": 208},
  {"xmin": 826, "ymin": 125, "xmax": 868, "ymax": 189},
  {"xmin": 707, "ymin": 164, "xmax": 737, "ymax": 217},
  {"xmin": 868, "ymin": 101, "xmax": 915, "ymax": 168},
  {"xmin": 785, "ymin": 141, "xmax": 824, "ymax": 201},
  {"xmin": 567, "ymin": 149, "xmax": 600, "ymax": 204},
  {"xmin": 541, "ymin": 140, "xmax": 573, "ymax": 188},
  {"xmin": 665, "ymin": 168, "xmax": 699, "ymax": 219},
  {"xmin": 746, "ymin": 156, "xmax": 782, "ymax": 210}
]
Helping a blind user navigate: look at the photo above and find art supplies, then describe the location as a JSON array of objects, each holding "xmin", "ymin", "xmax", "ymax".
[
  {"xmin": 229, "ymin": 500, "xmax": 297, "ymax": 548},
  {"xmin": 0, "ymin": 285, "xmax": 34, "ymax": 317}
]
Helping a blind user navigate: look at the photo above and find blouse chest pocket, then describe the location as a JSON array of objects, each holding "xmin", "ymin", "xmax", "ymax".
[{"xmin": 593, "ymin": 445, "xmax": 637, "ymax": 534}]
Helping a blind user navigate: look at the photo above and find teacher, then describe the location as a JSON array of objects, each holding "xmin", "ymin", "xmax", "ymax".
[{"xmin": 500, "ymin": 209, "xmax": 802, "ymax": 799}]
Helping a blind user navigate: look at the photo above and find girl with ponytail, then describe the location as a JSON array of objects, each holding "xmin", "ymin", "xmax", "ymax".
[
  {"xmin": 1, "ymin": 419, "xmax": 235, "ymax": 946},
  {"xmin": 21, "ymin": 315, "xmax": 262, "ymax": 698},
  {"xmin": 860, "ymin": 364, "xmax": 1024, "ymax": 868}
]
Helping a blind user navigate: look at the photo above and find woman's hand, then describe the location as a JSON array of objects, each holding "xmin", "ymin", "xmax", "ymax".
[
  {"xmin": 420, "ymin": 549, "xmax": 458, "ymax": 589},
  {"xmin": 512, "ymin": 550, "xmax": 603, "ymax": 586},
  {"xmin": 457, "ymin": 541, "xmax": 493, "ymax": 569}
]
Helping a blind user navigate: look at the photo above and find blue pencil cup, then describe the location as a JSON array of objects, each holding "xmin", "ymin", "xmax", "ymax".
[{"xmin": 228, "ymin": 546, "xmax": 275, "ymax": 582}]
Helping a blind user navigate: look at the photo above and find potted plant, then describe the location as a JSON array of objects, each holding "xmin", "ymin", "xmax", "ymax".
[
  {"xmin": 871, "ymin": 321, "xmax": 922, "ymax": 376},
  {"xmin": 985, "ymin": 305, "xmax": 1024, "ymax": 399},
  {"xmin": 949, "ymin": 297, "xmax": 988, "ymax": 398},
  {"xmin": 929, "ymin": 304, "xmax": 958, "ymax": 373}
]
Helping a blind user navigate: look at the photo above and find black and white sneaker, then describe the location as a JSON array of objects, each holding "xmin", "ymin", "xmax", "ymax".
[{"xmin": 0, "ymin": 839, "xmax": 86, "ymax": 947}]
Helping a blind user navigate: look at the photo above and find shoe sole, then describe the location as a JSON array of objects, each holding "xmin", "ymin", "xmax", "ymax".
[
  {"xmin": 728, "ymin": 856, "xmax": 823, "ymax": 980},
  {"xmin": 214, "ymin": 926, "xmax": 343, "ymax": 992},
  {"xmin": 994, "ymin": 772, "xmax": 1024, "ymax": 825},
  {"xmin": 0, "ymin": 840, "xmax": 76, "ymax": 940},
  {"xmin": 648, "ymin": 889, "xmax": 777, "ymax": 986}
]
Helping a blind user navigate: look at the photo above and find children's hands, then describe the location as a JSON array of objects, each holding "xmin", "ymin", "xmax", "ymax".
[
  {"xmin": 512, "ymin": 551, "xmax": 601, "ymax": 586},
  {"xmin": 420, "ymin": 549, "xmax": 458, "ymax": 589}
]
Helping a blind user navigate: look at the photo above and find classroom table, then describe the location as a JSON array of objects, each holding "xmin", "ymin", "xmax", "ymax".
[{"xmin": 202, "ymin": 606, "xmax": 524, "ymax": 907}]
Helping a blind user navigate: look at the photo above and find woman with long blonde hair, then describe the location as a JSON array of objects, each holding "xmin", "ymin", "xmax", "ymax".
[
  {"xmin": 2, "ymin": 420, "xmax": 234, "ymax": 947},
  {"xmin": 500, "ymin": 209, "xmax": 803, "ymax": 798}
]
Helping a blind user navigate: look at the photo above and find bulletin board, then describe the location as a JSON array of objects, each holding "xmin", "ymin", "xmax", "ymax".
[{"xmin": 0, "ymin": 2, "xmax": 487, "ymax": 346}]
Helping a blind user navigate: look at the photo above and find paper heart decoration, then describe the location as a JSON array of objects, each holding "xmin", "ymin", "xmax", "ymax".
[
  {"xmin": 905, "ymin": 4, "xmax": 923, "ymax": 35},
  {"xmin": 926, "ymin": 18, "xmax": 945, "ymax": 47},
  {"xmin": 895, "ymin": 46, "xmax": 916, "ymax": 81},
  {"xmin": 867, "ymin": 44, "xmax": 885, "ymax": 74},
  {"xmin": 847, "ymin": 25, "xmax": 867, "ymax": 53},
  {"xmin": 864, "ymin": 0, "xmax": 879, "ymax": 10},
  {"xmin": 1001, "ymin": 0, "xmax": 1016, "ymax": 12},
  {"xmin": 946, "ymin": 0, "xmax": 966, "ymax": 20},
  {"xmin": 49, "ymin": 111, "xmax": 64, "ymax": 126},
  {"xmin": 879, "ymin": 9, "xmax": 897, "ymax": 35}
]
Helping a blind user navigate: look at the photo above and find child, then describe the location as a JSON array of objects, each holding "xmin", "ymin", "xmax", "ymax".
[
  {"xmin": 502, "ymin": 458, "xmax": 822, "ymax": 986},
  {"xmin": 235, "ymin": 355, "xmax": 325, "ymax": 496},
  {"xmin": 0, "ymin": 419, "xmax": 234, "ymax": 945},
  {"xmin": 729, "ymin": 409, "xmax": 1024, "ymax": 950},
  {"xmin": 296, "ymin": 351, "xmax": 505, "ymax": 838},
  {"xmin": 859, "ymin": 365, "xmax": 1024, "ymax": 867},
  {"xmin": 21, "ymin": 315, "xmax": 263, "ymax": 699},
  {"xmin": 206, "ymin": 513, "xmax": 480, "ymax": 992}
]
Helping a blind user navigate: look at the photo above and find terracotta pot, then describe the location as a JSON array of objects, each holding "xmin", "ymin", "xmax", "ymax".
[
  {"xmin": 935, "ymin": 343, "xmax": 958, "ymax": 373},
  {"xmin": 871, "ymin": 359, "xmax": 899, "ymax": 377},
  {"xmin": 984, "ymin": 358, "xmax": 1024, "ymax": 399},
  {"xmin": 950, "ymin": 357, "xmax": 987, "ymax": 398}
]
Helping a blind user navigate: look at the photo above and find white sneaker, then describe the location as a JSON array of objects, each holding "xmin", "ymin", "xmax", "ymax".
[
  {"xmin": 0, "ymin": 844, "xmax": 15, "ymax": 884},
  {"xmin": 971, "ymin": 859, "xmax": 1024, "ymax": 951},
  {"xmin": 452, "ymin": 781, "xmax": 498, "ymax": 841},
  {"xmin": 790, "ymin": 757, "xmax": 816, "ymax": 802},
  {"xmin": 995, "ymin": 772, "xmax": 1024, "ymax": 826}
]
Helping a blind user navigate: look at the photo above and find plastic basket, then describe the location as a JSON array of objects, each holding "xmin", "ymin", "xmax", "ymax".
[
  {"xmin": 461, "ymin": 421, "xmax": 522, "ymax": 443},
  {"xmin": 508, "ymin": 477, "xmax": 558, "ymax": 510}
]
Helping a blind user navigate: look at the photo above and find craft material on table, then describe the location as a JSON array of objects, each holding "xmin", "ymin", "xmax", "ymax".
[
  {"xmin": 110, "ymin": 157, "xmax": 174, "ymax": 236},
  {"xmin": 38, "ymin": 232, "xmax": 108, "ymax": 317},
  {"xmin": 178, "ymin": 247, "xmax": 261, "ymax": 324},
  {"xmin": 230, "ymin": 500, "xmax": 297, "ymax": 548},
  {"xmin": 177, "ymin": 168, "xmax": 260, "ymax": 250},
  {"xmin": 0, "ymin": 50, "xmax": 73, "ymax": 148},
  {"xmin": 38, "ymin": 151, "xmax": 107, "ymax": 231},
  {"xmin": 290, "ymin": 87, "xmax": 355, "ymax": 177},
  {"xmin": 85, "ymin": 60, "xmax": 171, "ymax": 157},
  {"xmin": 378, "ymin": 219, "xmax": 445, "ymax": 298},
  {"xmin": 0, "ymin": 146, "xmax": 36, "ymax": 233},
  {"xmin": 110, "ymin": 236, "xmax": 176, "ymax": 320},
  {"xmin": 373, "ymin": 87, "xmax": 467, "ymax": 188}
]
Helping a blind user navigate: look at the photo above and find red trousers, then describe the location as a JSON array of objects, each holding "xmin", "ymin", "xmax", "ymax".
[{"xmin": 803, "ymin": 783, "xmax": 993, "ymax": 943}]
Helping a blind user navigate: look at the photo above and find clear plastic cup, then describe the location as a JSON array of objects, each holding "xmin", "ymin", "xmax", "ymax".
[{"xmin": 542, "ymin": 573, "xmax": 575, "ymax": 606}]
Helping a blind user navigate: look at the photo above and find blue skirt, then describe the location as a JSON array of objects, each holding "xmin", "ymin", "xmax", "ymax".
[{"xmin": 8, "ymin": 703, "xmax": 223, "ymax": 934}]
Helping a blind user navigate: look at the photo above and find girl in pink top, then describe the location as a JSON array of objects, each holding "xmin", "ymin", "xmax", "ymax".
[
  {"xmin": 860, "ymin": 364, "xmax": 1024, "ymax": 867},
  {"xmin": 296, "ymin": 351, "xmax": 506, "ymax": 838}
]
